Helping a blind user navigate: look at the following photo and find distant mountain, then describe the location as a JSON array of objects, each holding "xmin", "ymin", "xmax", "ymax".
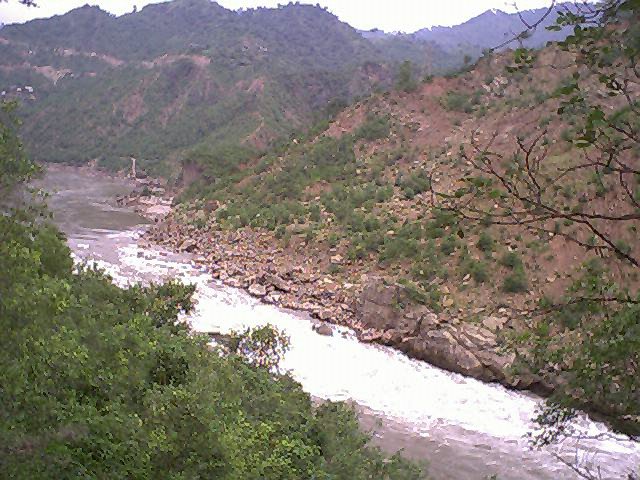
[
  {"xmin": 359, "ymin": 5, "xmax": 572, "ymax": 61},
  {"xmin": 0, "ymin": 0, "xmax": 451, "ymax": 175},
  {"xmin": 412, "ymin": 6, "xmax": 572, "ymax": 54}
]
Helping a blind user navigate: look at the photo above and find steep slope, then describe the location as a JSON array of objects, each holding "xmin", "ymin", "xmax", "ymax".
[
  {"xmin": 149, "ymin": 42, "xmax": 638, "ymax": 393},
  {"xmin": 0, "ymin": 0, "xmax": 448, "ymax": 176}
]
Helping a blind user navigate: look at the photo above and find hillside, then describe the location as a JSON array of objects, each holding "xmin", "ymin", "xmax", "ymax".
[
  {"xmin": 0, "ymin": 0, "xmax": 451, "ymax": 176},
  {"xmin": 148, "ymin": 31, "xmax": 639, "ymax": 419}
]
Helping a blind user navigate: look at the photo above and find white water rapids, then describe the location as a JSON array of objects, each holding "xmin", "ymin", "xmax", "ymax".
[{"xmin": 45, "ymin": 170, "xmax": 640, "ymax": 480}]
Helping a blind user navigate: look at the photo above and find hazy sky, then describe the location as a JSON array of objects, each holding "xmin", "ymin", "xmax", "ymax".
[{"xmin": 0, "ymin": 0, "xmax": 559, "ymax": 32}]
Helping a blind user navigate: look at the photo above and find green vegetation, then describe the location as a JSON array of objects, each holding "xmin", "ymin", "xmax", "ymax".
[
  {"xmin": 476, "ymin": 232, "xmax": 495, "ymax": 253},
  {"xmin": 396, "ymin": 60, "xmax": 418, "ymax": 93},
  {"xmin": 440, "ymin": 91, "xmax": 481, "ymax": 113},
  {"xmin": 355, "ymin": 113, "xmax": 391, "ymax": 141},
  {"xmin": 502, "ymin": 270, "xmax": 528, "ymax": 293},
  {"xmin": 0, "ymin": 103, "xmax": 425, "ymax": 479},
  {"xmin": 1, "ymin": 1, "xmax": 459, "ymax": 174}
]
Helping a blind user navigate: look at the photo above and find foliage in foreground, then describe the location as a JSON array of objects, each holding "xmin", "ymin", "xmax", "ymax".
[{"xmin": 0, "ymin": 216, "xmax": 426, "ymax": 480}]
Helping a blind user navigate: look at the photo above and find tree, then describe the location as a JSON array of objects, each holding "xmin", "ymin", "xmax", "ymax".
[
  {"xmin": 433, "ymin": 0, "xmax": 640, "ymax": 459},
  {"xmin": 396, "ymin": 60, "xmax": 418, "ymax": 93},
  {"xmin": 0, "ymin": 101, "xmax": 39, "ymax": 197}
]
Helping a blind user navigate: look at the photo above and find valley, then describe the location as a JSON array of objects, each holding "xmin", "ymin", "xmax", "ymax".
[{"xmin": 1, "ymin": 0, "xmax": 639, "ymax": 478}]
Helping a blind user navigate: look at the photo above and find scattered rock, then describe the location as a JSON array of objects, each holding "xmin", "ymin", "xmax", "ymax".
[
  {"xmin": 313, "ymin": 323, "xmax": 333, "ymax": 336},
  {"xmin": 264, "ymin": 273, "xmax": 291, "ymax": 292},
  {"xmin": 248, "ymin": 283, "xmax": 267, "ymax": 297},
  {"xmin": 360, "ymin": 328, "xmax": 383, "ymax": 342},
  {"xmin": 482, "ymin": 316, "xmax": 508, "ymax": 331},
  {"xmin": 178, "ymin": 239, "xmax": 197, "ymax": 252},
  {"xmin": 330, "ymin": 254, "xmax": 344, "ymax": 265}
]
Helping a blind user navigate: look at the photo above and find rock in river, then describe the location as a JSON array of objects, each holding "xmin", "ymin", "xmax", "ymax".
[{"xmin": 313, "ymin": 323, "xmax": 333, "ymax": 336}]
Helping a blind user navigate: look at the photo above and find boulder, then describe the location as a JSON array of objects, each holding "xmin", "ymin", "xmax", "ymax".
[
  {"xmin": 355, "ymin": 277, "xmax": 517, "ymax": 383},
  {"xmin": 317, "ymin": 308, "xmax": 334, "ymax": 321},
  {"xmin": 482, "ymin": 316, "xmax": 508, "ymax": 331},
  {"xmin": 360, "ymin": 328, "xmax": 383, "ymax": 342},
  {"xmin": 263, "ymin": 293, "xmax": 281, "ymax": 304},
  {"xmin": 313, "ymin": 323, "xmax": 333, "ymax": 336},
  {"xmin": 264, "ymin": 273, "xmax": 292, "ymax": 292},
  {"xmin": 399, "ymin": 331, "xmax": 487, "ymax": 379},
  {"xmin": 355, "ymin": 278, "xmax": 421, "ymax": 333},
  {"xmin": 248, "ymin": 283, "xmax": 267, "ymax": 297},
  {"xmin": 330, "ymin": 254, "xmax": 344, "ymax": 265},
  {"xmin": 178, "ymin": 238, "xmax": 197, "ymax": 252}
]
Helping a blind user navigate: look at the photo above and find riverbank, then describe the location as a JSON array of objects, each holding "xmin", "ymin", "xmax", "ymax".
[
  {"xmin": 38, "ymin": 168, "xmax": 640, "ymax": 480},
  {"xmin": 144, "ymin": 211, "xmax": 550, "ymax": 395}
]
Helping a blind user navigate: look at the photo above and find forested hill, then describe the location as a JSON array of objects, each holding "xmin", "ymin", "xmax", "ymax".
[{"xmin": 0, "ymin": 0, "xmax": 451, "ymax": 176}]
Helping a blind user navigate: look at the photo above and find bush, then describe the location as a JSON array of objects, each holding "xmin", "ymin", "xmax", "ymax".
[
  {"xmin": 502, "ymin": 270, "xmax": 529, "ymax": 293},
  {"xmin": 355, "ymin": 114, "xmax": 391, "ymax": 141},
  {"xmin": 440, "ymin": 235, "xmax": 458, "ymax": 256},
  {"xmin": 396, "ymin": 60, "xmax": 418, "ymax": 93},
  {"xmin": 464, "ymin": 260, "xmax": 489, "ymax": 284},
  {"xmin": 500, "ymin": 251, "xmax": 523, "ymax": 269},
  {"xmin": 440, "ymin": 91, "xmax": 473, "ymax": 113},
  {"xmin": 476, "ymin": 232, "xmax": 495, "ymax": 253}
]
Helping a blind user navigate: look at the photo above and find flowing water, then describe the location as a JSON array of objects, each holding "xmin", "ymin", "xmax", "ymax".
[{"xmin": 41, "ymin": 169, "xmax": 640, "ymax": 480}]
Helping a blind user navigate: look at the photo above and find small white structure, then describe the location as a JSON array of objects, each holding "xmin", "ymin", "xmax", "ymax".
[
  {"xmin": 16, "ymin": 87, "xmax": 22, "ymax": 92},
  {"xmin": 25, "ymin": 86, "xmax": 34, "ymax": 93}
]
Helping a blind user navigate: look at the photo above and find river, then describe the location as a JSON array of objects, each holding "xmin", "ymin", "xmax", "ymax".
[{"xmin": 41, "ymin": 168, "xmax": 640, "ymax": 480}]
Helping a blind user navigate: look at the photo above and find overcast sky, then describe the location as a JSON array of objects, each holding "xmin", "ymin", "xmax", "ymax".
[{"xmin": 0, "ymin": 0, "xmax": 559, "ymax": 32}]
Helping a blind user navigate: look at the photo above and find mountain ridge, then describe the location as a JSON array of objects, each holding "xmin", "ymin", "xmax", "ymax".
[{"xmin": 0, "ymin": 1, "xmax": 574, "ymax": 176}]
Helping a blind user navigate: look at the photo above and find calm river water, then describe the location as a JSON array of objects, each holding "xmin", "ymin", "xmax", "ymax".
[{"xmin": 41, "ymin": 168, "xmax": 640, "ymax": 480}]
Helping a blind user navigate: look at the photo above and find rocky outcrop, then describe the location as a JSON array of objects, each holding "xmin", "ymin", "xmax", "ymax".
[
  {"xmin": 355, "ymin": 278, "xmax": 542, "ymax": 389},
  {"xmin": 144, "ymin": 217, "xmax": 547, "ymax": 394}
]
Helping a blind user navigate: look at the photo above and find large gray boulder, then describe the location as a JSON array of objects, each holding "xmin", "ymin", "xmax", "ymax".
[{"xmin": 354, "ymin": 277, "xmax": 540, "ymax": 387}]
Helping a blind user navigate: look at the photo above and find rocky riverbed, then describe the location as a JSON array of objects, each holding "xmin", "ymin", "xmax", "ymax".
[{"xmin": 145, "ymin": 213, "xmax": 549, "ymax": 394}]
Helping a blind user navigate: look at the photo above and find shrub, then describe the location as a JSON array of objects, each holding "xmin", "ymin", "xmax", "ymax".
[
  {"xmin": 440, "ymin": 235, "xmax": 458, "ymax": 256},
  {"xmin": 464, "ymin": 260, "xmax": 489, "ymax": 284},
  {"xmin": 476, "ymin": 232, "xmax": 495, "ymax": 253},
  {"xmin": 440, "ymin": 91, "xmax": 473, "ymax": 113},
  {"xmin": 396, "ymin": 60, "xmax": 418, "ymax": 93},
  {"xmin": 355, "ymin": 114, "xmax": 391, "ymax": 141},
  {"xmin": 502, "ymin": 270, "xmax": 529, "ymax": 293},
  {"xmin": 500, "ymin": 251, "xmax": 523, "ymax": 269}
]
